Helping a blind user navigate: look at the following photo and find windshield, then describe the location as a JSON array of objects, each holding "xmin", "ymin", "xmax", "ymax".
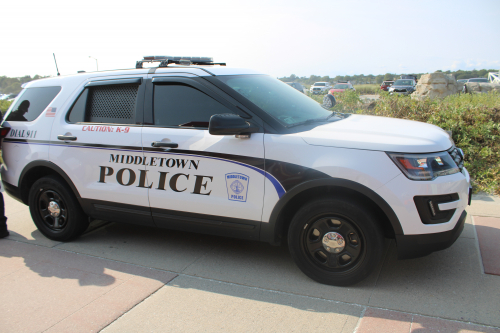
[
  {"xmin": 469, "ymin": 78, "xmax": 488, "ymax": 82},
  {"xmin": 333, "ymin": 84, "xmax": 349, "ymax": 89},
  {"xmin": 314, "ymin": 83, "xmax": 326, "ymax": 86},
  {"xmin": 394, "ymin": 80, "xmax": 413, "ymax": 85},
  {"xmin": 216, "ymin": 75, "xmax": 337, "ymax": 127}
]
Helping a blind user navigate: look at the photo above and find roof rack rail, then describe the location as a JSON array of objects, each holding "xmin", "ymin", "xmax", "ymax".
[{"xmin": 136, "ymin": 56, "xmax": 226, "ymax": 69}]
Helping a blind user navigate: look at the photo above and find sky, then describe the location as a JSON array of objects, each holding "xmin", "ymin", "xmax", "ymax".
[{"xmin": 1, "ymin": 0, "xmax": 499, "ymax": 79}]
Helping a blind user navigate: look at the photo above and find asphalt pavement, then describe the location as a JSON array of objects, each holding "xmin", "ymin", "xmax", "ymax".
[{"xmin": 1, "ymin": 193, "xmax": 499, "ymax": 333}]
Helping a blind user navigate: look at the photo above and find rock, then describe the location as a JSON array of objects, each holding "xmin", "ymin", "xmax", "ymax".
[
  {"xmin": 411, "ymin": 73, "xmax": 459, "ymax": 101},
  {"xmin": 465, "ymin": 82, "xmax": 500, "ymax": 94}
]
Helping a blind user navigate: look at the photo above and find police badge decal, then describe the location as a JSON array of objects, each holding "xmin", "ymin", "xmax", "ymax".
[{"xmin": 225, "ymin": 173, "xmax": 249, "ymax": 202}]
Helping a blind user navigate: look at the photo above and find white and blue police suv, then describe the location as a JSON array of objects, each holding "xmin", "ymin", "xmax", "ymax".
[{"xmin": 0, "ymin": 56, "xmax": 471, "ymax": 286}]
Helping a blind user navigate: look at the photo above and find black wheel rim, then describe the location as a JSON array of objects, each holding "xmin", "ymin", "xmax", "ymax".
[
  {"xmin": 36, "ymin": 189, "xmax": 68, "ymax": 231},
  {"xmin": 301, "ymin": 215, "xmax": 364, "ymax": 272}
]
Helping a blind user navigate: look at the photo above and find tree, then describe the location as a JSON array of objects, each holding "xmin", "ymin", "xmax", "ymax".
[{"xmin": 383, "ymin": 73, "xmax": 394, "ymax": 81}]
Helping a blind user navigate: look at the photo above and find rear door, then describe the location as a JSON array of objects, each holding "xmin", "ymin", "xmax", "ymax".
[
  {"xmin": 49, "ymin": 75, "xmax": 154, "ymax": 226},
  {"xmin": 141, "ymin": 74, "xmax": 265, "ymax": 239}
]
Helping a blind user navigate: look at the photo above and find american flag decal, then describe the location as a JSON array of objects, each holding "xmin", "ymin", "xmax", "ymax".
[{"xmin": 45, "ymin": 107, "xmax": 57, "ymax": 117}]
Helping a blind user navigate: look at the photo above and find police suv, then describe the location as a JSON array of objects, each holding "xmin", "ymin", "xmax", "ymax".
[{"xmin": 0, "ymin": 56, "xmax": 471, "ymax": 286}]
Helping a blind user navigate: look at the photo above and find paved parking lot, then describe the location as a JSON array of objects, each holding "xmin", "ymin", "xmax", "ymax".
[{"xmin": 1, "ymin": 194, "xmax": 499, "ymax": 332}]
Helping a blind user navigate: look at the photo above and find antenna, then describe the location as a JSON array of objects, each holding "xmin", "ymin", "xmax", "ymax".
[{"xmin": 53, "ymin": 53, "xmax": 60, "ymax": 76}]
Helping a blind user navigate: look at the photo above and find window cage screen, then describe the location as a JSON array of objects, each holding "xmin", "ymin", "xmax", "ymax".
[{"xmin": 86, "ymin": 84, "xmax": 138, "ymax": 123}]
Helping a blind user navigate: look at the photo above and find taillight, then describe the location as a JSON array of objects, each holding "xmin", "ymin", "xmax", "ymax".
[{"xmin": 0, "ymin": 127, "xmax": 11, "ymax": 139}]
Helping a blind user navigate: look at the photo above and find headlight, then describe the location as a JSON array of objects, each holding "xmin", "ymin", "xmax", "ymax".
[{"xmin": 387, "ymin": 152, "xmax": 459, "ymax": 181}]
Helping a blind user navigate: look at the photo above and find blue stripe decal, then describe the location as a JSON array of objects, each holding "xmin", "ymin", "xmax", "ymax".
[{"xmin": 5, "ymin": 140, "xmax": 286, "ymax": 198}]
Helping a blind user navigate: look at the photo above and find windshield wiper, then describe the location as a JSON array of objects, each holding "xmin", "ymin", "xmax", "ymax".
[
  {"xmin": 327, "ymin": 111, "xmax": 350, "ymax": 119},
  {"xmin": 287, "ymin": 118, "xmax": 327, "ymax": 128},
  {"xmin": 288, "ymin": 114, "xmax": 342, "ymax": 128}
]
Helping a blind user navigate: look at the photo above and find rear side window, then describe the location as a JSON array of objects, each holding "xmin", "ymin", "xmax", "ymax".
[
  {"xmin": 68, "ymin": 84, "xmax": 138, "ymax": 124},
  {"xmin": 6, "ymin": 86, "xmax": 61, "ymax": 122}
]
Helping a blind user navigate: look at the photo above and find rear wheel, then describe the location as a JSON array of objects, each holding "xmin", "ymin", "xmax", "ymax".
[
  {"xmin": 28, "ymin": 175, "xmax": 89, "ymax": 241},
  {"xmin": 288, "ymin": 197, "xmax": 384, "ymax": 286}
]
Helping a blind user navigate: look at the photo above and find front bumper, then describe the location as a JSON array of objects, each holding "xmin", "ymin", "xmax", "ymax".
[
  {"xmin": 396, "ymin": 209, "xmax": 466, "ymax": 259},
  {"xmin": 2, "ymin": 180, "xmax": 23, "ymax": 204},
  {"xmin": 310, "ymin": 89, "xmax": 325, "ymax": 94},
  {"xmin": 390, "ymin": 90, "xmax": 412, "ymax": 95}
]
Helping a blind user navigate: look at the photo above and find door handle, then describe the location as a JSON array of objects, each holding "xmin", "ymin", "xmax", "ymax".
[
  {"xmin": 57, "ymin": 135, "xmax": 77, "ymax": 141},
  {"xmin": 151, "ymin": 141, "xmax": 178, "ymax": 148}
]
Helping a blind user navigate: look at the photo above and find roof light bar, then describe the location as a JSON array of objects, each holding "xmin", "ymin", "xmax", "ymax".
[{"xmin": 136, "ymin": 56, "xmax": 226, "ymax": 69}]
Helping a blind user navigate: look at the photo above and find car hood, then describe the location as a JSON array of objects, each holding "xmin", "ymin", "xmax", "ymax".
[{"xmin": 299, "ymin": 114, "xmax": 453, "ymax": 153}]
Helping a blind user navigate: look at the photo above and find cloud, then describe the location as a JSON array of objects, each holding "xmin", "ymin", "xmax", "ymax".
[{"xmin": 449, "ymin": 59, "xmax": 500, "ymax": 71}]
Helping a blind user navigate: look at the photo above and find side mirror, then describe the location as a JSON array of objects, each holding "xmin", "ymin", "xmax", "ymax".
[
  {"xmin": 209, "ymin": 114, "xmax": 259, "ymax": 136},
  {"xmin": 321, "ymin": 94, "xmax": 336, "ymax": 109}
]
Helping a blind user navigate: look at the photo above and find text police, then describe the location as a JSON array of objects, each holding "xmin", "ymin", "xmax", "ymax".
[{"xmin": 99, "ymin": 154, "xmax": 213, "ymax": 195}]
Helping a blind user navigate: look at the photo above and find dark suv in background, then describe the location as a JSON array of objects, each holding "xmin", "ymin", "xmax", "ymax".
[{"xmin": 388, "ymin": 79, "xmax": 416, "ymax": 95}]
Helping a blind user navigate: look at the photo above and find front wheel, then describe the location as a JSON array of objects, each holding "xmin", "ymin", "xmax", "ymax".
[
  {"xmin": 288, "ymin": 197, "xmax": 384, "ymax": 286},
  {"xmin": 28, "ymin": 175, "xmax": 89, "ymax": 241}
]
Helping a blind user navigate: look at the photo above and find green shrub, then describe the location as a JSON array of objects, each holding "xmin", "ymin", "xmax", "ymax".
[
  {"xmin": 0, "ymin": 100, "xmax": 12, "ymax": 115},
  {"xmin": 359, "ymin": 92, "xmax": 500, "ymax": 194},
  {"xmin": 309, "ymin": 90, "xmax": 362, "ymax": 113}
]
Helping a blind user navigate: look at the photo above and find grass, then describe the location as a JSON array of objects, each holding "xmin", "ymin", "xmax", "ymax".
[
  {"xmin": 353, "ymin": 84, "xmax": 380, "ymax": 95},
  {"xmin": 0, "ymin": 100, "xmax": 12, "ymax": 115}
]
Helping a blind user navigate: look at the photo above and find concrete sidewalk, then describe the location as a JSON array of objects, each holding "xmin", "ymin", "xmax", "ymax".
[{"xmin": 1, "ymin": 193, "xmax": 499, "ymax": 332}]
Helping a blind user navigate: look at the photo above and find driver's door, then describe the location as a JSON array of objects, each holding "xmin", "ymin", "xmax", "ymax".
[{"xmin": 141, "ymin": 75, "xmax": 266, "ymax": 238}]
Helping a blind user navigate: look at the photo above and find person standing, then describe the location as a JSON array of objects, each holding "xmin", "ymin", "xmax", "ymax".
[
  {"xmin": 0, "ymin": 190, "xmax": 8, "ymax": 238},
  {"xmin": 0, "ymin": 110, "xmax": 8, "ymax": 238}
]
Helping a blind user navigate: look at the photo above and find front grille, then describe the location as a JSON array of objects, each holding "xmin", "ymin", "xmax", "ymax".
[
  {"xmin": 394, "ymin": 89, "xmax": 407, "ymax": 92},
  {"xmin": 448, "ymin": 146, "xmax": 464, "ymax": 171}
]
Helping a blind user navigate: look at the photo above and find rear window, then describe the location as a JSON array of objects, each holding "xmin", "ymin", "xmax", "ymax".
[
  {"xmin": 394, "ymin": 80, "xmax": 413, "ymax": 85},
  {"xmin": 333, "ymin": 84, "xmax": 349, "ymax": 89},
  {"xmin": 6, "ymin": 86, "xmax": 61, "ymax": 122},
  {"xmin": 67, "ymin": 84, "xmax": 138, "ymax": 124},
  {"xmin": 468, "ymin": 78, "xmax": 488, "ymax": 83}
]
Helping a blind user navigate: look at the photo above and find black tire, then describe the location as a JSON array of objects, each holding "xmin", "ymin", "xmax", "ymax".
[
  {"xmin": 28, "ymin": 175, "xmax": 89, "ymax": 241},
  {"xmin": 288, "ymin": 197, "xmax": 384, "ymax": 286}
]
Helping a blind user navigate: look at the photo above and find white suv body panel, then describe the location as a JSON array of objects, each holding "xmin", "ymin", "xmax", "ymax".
[
  {"xmin": 47, "ymin": 74, "xmax": 149, "ymax": 207},
  {"xmin": 300, "ymin": 115, "xmax": 453, "ymax": 153},
  {"xmin": 141, "ymin": 129, "xmax": 266, "ymax": 221},
  {"xmin": 379, "ymin": 170, "xmax": 469, "ymax": 235}
]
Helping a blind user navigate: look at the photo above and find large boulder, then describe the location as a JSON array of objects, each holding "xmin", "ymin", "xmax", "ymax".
[
  {"xmin": 464, "ymin": 82, "xmax": 500, "ymax": 94},
  {"xmin": 411, "ymin": 73, "xmax": 460, "ymax": 101}
]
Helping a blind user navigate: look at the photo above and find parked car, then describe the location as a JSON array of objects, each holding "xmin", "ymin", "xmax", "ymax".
[
  {"xmin": 388, "ymin": 79, "xmax": 416, "ymax": 95},
  {"xmin": 309, "ymin": 82, "xmax": 332, "ymax": 94},
  {"xmin": 286, "ymin": 82, "xmax": 306, "ymax": 94},
  {"xmin": 462, "ymin": 78, "xmax": 490, "ymax": 93},
  {"xmin": 466, "ymin": 78, "xmax": 488, "ymax": 83},
  {"xmin": 0, "ymin": 94, "xmax": 17, "ymax": 101},
  {"xmin": 0, "ymin": 55, "xmax": 471, "ymax": 287},
  {"xmin": 380, "ymin": 81, "xmax": 394, "ymax": 91},
  {"xmin": 329, "ymin": 81, "xmax": 355, "ymax": 94},
  {"xmin": 400, "ymin": 75, "xmax": 418, "ymax": 83}
]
